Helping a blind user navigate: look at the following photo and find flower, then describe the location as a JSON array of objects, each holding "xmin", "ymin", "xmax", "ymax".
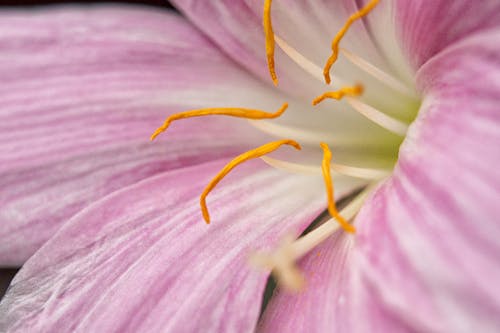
[{"xmin": 1, "ymin": 1, "xmax": 499, "ymax": 332}]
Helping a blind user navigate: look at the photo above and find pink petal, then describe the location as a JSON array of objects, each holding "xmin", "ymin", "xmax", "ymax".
[
  {"xmin": 394, "ymin": 0, "xmax": 500, "ymax": 68},
  {"xmin": 0, "ymin": 160, "xmax": 355, "ymax": 332},
  {"xmin": 0, "ymin": 6, "xmax": 280, "ymax": 266},
  {"xmin": 357, "ymin": 1, "xmax": 500, "ymax": 85},
  {"xmin": 259, "ymin": 28, "xmax": 500, "ymax": 333},
  {"xmin": 352, "ymin": 29, "xmax": 500, "ymax": 332}
]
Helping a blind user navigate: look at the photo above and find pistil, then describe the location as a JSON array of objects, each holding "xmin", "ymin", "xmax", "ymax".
[
  {"xmin": 261, "ymin": 156, "xmax": 391, "ymax": 180},
  {"xmin": 251, "ymin": 186, "xmax": 372, "ymax": 291}
]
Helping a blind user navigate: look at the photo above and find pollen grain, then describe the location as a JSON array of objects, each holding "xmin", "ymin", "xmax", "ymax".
[
  {"xmin": 151, "ymin": 103, "xmax": 288, "ymax": 140},
  {"xmin": 312, "ymin": 84, "xmax": 363, "ymax": 105},
  {"xmin": 323, "ymin": 0, "xmax": 380, "ymax": 84},
  {"xmin": 320, "ymin": 142, "xmax": 356, "ymax": 233},
  {"xmin": 264, "ymin": 0, "xmax": 278, "ymax": 85},
  {"xmin": 200, "ymin": 139, "xmax": 301, "ymax": 224}
]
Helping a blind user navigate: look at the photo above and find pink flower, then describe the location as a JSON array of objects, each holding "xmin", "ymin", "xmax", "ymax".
[{"xmin": 1, "ymin": 1, "xmax": 499, "ymax": 332}]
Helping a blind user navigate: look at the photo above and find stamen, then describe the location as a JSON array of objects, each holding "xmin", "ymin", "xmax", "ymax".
[
  {"xmin": 150, "ymin": 103, "xmax": 288, "ymax": 140},
  {"xmin": 346, "ymin": 97, "xmax": 409, "ymax": 136},
  {"xmin": 263, "ymin": 0, "xmax": 278, "ymax": 85},
  {"xmin": 201, "ymin": 139, "xmax": 301, "ymax": 224},
  {"xmin": 320, "ymin": 142, "xmax": 355, "ymax": 233},
  {"xmin": 312, "ymin": 84, "xmax": 363, "ymax": 105},
  {"xmin": 323, "ymin": 0, "xmax": 380, "ymax": 84},
  {"xmin": 251, "ymin": 186, "xmax": 373, "ymax": 291}
]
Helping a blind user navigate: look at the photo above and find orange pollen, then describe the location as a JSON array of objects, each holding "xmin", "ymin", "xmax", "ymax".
[
  {"xmin": 323, "ymin": 0, "xmax": 380, "ymax": 84},
  {"xmin": 319, "ymin": 142, "xmax": 356, "ymax": 233},
  {"xmin": 200, "ymin": 139, "xmax": 301, "ymax": 224},
  {"xmin": 263, "ymin": 0, "xmax": 278, "ymax": 86},
  {"xmin": 312, "ymin": 84, "xmax": 364, "ymax": 105},
  {"xmin": 150, "ymin": 103, "xmax": 288, "ymax": 140}
]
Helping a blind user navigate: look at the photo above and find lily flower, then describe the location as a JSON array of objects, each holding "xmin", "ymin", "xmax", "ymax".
[{"xmin": 1, "ymin": 0, "xmax": 499, "ymax": 332}]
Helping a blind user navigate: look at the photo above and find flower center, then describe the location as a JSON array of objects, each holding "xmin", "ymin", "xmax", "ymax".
[
  {"xmin": 151, "ymin": 0, "xmax": 421, "ymax": 291},
  {"xmin": 253, "ymin": 0, "xmax": 421, "ymax": 290}
]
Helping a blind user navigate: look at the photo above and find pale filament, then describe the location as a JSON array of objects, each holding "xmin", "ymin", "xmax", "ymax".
[
  {"xmin": 345, "ymin": 97, "xmax": 409, "ymax": 136},
  {"xmin": 251, "ymin": 186, "xmax": 373, "ymax": 291},
  {"xmin": 261, "ymin": 155, "xmax": 390, "ymax": 180},
  {"xmin": 340, "ymin": 48, "xmax": 418, "ymax": 99}
]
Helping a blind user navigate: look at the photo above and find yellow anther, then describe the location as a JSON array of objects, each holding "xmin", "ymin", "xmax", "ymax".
[
  {"xmin": 263, "ymin": 0, "xmax": 278, "ymax": 85},
  {"xmin": 151, "ymin": 103, "xmax": 288, "ymax": 140},
  {"xmin": 312, "ymin": 84, "xmax": 363, "ymax": 105},
  {"xmin": 320, "ymin": 142, "xmax": 356, "ymax": 233},
  {"xmin": 323, "ymin": 0, "xmax": 380, "ymax": 84},
  {"xmin": 201, "ymin": 139, "xmax": 301, "ymax": 224}
]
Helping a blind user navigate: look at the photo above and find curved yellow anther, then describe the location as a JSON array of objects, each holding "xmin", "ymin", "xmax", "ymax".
[
  {"xmin": 201, "ymin": 139, "xmax": 301, "ymax": 224},
  {"xmin": 151, "ymin": 103, "xmax": 288, "ymax": 140},
  {"xmin": 323, "ymin": 0, "xmax": 380, "ymax": 84},
  {"xmin": 312, "ymin": 84, "xmax": 364, "ymax": 105},
  {"xmin": 320, "ymin": 142, "xmax": 356, "ymax": 233},
  {"xmin": 263, "ymin": 0, "xmax": 278, "ymax": 85}
]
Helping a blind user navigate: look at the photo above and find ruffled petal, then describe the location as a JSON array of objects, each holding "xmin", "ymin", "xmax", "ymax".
[
  {"xmin": 0, "ymin": 159, "xmax": 361, "ymax": 332},
  {"xmin": 351, "ymin": 29, "xmax": 500, "ymax": 332},
  {"xmin": 0, "ymin": 5, "xmax": 281, "ymax": 265},
  {"xmin": 394, "ymin": 0, "xmax": 500, "ymax": 69},
  {"xmin": 360, "ymin": 0, "xmax": 500, "ymax": 85}
]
